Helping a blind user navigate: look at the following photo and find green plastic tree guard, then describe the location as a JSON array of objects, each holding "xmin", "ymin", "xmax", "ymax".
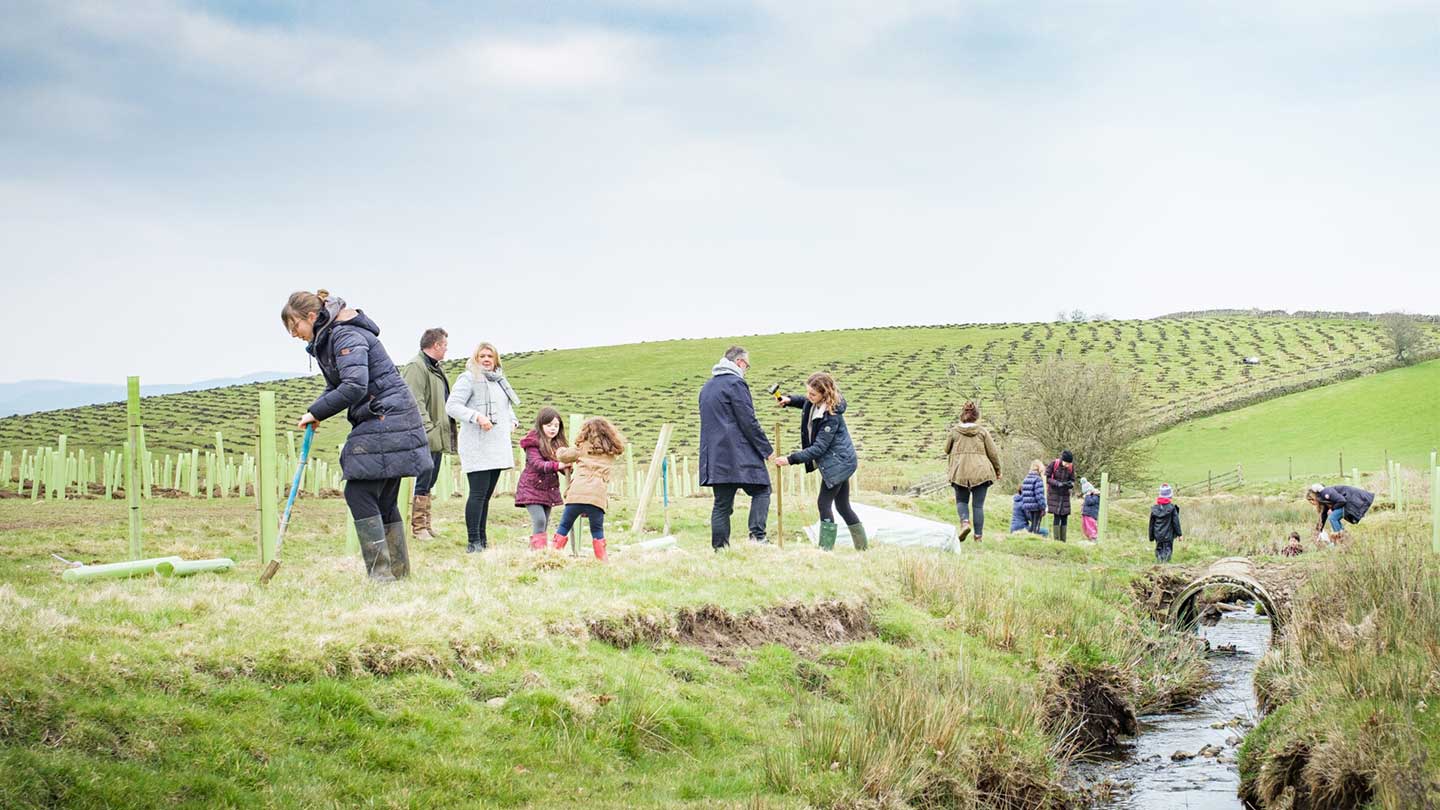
[
  {"xmin": 61, "ymin": 556, "xmax": 182, "ymax": 583},
  {"xmin": 155, "ymin": 558, "xmax": 235, "ymax": 577},
  {"xmin": 1096, "ymin": 471, "xmax": 1110, "ymax": 543},
  {"xmin": 258, "ymin": 392, "xmax": 279, "ymax": 564},
  {"xmin": 126, "ymin": 377, "xmax": 143, "ymax": 559}
]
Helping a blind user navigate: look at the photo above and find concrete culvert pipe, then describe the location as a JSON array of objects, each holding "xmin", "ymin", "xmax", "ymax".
[{"xmin": 1170, "ymin": 556, "xmax": 1284, "ymax": 637}]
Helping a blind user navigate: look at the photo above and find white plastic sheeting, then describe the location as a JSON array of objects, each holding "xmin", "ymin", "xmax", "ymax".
[{"xmin": 804, "ymin": 502, "xmax": 961, "ymax": 553}]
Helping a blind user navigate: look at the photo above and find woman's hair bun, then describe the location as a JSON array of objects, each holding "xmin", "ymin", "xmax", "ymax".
[{"xmin": 316, "ymin": 289, "xmax": 330, "ymax": 302}]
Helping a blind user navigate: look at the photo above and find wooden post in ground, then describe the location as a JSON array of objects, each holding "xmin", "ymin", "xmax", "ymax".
[
  {"xmin": 625, "ymin": 443, "xmax": 636, "ymax": 499},
  {"xmin": 125, "ymin": 377, "xmax": 143, "ymax": 559},
  {"xmin": 400, "ymin": 477, "xmax": 415, "ymax": 528},
  {"xmin": 215, "ymin": 432, "xmax": 227, "ymax": 498},
  {"xmin": 1096, "ymin": 471, "xmax": 1110, "ymax": 544},
  {"xmin": 773, "ymin": 420, "xmax": 784, "ymax": 547},
  {"xmin": 630, "ymin": 424, "xmax": 673, "ymax": 534},
  {"xmin": 258, "ymin": 392, "xmax": 279, "ymax": 564},
  {"xmin": 52, "ymin": 435, "xmax": 67, "ymax": 500}
]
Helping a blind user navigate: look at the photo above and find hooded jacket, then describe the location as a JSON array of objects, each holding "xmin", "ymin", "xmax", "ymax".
[
  {"xmin": 1020, "ymin": 471, "xmax": 1047, "ymax": 515},
  {"xmin": 515, "ymin": 429, "xmax": 564, "ymax": 508},
  {"xmin": 305, "ymin": 298, "xmax": 431, "ymax": 482},
  {"xmin": 556, "ymin": 441, "xmax": 619, "ymax": 511},
  {"xmin": 942, "ymin": 423, "xmax": 1001, "ymax": 488},
  {"xmin": 1316, "ymin": 485, "xmax": 1374, "ymax": 525},
  {"xmin": 783, "ymin": 398, "xmax": 859, "ymax": 489},
  {"xmin": 1045, "ymin": 459, "xmax": 1075, "ymax": 516},
  {"xmin": 1148, "ymin": 501, "xmax": 1183, "ymax": 544},
  {"xmin": 698, "ymin": 359, "xmax": 773, "ymax": 487}
]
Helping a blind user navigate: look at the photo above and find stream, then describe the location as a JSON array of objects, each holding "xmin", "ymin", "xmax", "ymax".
[{"xmin": 1080, "ymin": 605, "xmax": 1272, "ymax": 809}]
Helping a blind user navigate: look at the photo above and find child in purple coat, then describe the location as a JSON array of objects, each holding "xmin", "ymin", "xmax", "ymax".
[{"xmin": 515, "ymin": 407, "xmax": 569, "ymax": 550}]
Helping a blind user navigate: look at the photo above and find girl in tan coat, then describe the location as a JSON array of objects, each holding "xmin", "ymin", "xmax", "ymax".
[
  {"xmin": 550, "ymin": 417, "xmax": 627, "ymax": 561},
  {"xmin": 942, "ymin": 400, "xmax": 1001, "ymax": 542}
]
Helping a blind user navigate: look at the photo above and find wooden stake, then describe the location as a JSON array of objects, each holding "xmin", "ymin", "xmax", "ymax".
[
  {"xmin": 774, "ymin": 420, "xmax": 784, "ymax": 548},
  {"xmin": 630, "ymin": 424, "xmax": 673, "ymax": 534}
]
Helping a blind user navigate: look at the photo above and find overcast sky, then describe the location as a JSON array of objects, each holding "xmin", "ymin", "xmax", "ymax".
[{"xmin": 2, "ymin": 0, "xmax": 1438, "ymax": 384}]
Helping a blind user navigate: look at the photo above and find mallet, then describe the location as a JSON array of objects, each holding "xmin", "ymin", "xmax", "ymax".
[{"xmin": 258, "ymin": 423, "xmax": 315, "ymax": 585}]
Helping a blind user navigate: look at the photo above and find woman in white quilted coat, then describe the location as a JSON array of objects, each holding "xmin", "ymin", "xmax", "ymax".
[{"xmin": 445, "ymin": 342, "xmax": 520, "ymax": 552}]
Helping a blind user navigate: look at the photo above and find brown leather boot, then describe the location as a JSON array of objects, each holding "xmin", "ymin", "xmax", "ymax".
[{"xmin": 412, "ymin": 495, "xmax": 435, "ymax": 541}]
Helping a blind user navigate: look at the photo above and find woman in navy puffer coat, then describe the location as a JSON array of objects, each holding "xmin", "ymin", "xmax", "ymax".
[{"xmin": 283, "ymin": 290, "xmax": 430, "ymax": 583}]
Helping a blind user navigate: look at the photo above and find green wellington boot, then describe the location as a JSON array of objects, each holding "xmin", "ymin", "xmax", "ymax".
[
  {"xmin": 384, "ymin": 521, "xmax": 410, "ymax": 579},
  {"xmin": 818, "ymin": 520, "xmax": 838, "ymax": 551},
  {"xmin": 356, "ymin": 515, "xmax": 395, "ymax": 583},
  {"xmin": 848, "ymin": 522, "xmax": 869, "ymax": 551}
]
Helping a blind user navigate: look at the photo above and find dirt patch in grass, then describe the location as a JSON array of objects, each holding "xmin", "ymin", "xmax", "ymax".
[
  {"xmin": 587, "ymin": 600, "xmax": 874, "ymax": 666},
  {"xmin": 1039, "ymin": 662, "xmax": 1139, "ymax": 754}
]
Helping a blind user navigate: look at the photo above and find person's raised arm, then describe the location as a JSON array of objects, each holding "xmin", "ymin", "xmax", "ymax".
[{"xmin": 788, "ymin": 415, "xmax": 838, "ymax": 465}]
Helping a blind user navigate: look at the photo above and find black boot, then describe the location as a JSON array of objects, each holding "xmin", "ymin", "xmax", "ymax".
[
  {"xmin": 1056, "ymin": 522, "xmax": 1066, "ymax": 543},
  {"xmin": 356, "ymin": 515, "xmax": 395, "ymax": 582},
  {"xmin": 385, "ymin": 521, "xmax": 410, "ymax": 579}
]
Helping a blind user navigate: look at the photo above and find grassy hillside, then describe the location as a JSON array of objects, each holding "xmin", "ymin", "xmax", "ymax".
[
  {"xmin": 0, "ymin": 316, "xmax": 1432, "ymax": 473},
  {"xmin": 1149, "ymin": 358, "xmax": 1440, "ymax": 486}
]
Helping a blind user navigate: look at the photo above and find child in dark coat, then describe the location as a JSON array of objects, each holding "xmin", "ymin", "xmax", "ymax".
[
  {"xmin": 1080, "ymin": 478, "xmax": 1101, "ymax": 541},
  {"xmin": 1020, "ymin": 460, "xmax": 1048, "ymax": 535},
  {"xmin": 1011, "ymin": 484, "xmax": 1049, "ymax": 536},
  {"xmin": 515, "ymin": 407, "xmax": 569, "ymax": 550},
  {"xmin": 1148, "ymin": 483, "xmax": 1183, "ymax": 563}
]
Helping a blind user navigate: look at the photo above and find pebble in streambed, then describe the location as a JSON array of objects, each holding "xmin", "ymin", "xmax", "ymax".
[{"xmin": 1075, "ymin": 605, "xmax": 1272, "ymax": 809}]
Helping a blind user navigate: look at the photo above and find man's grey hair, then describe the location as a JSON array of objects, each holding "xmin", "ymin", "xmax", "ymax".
[{"xmin": 723, "ymin": 345, "xmax": 748, "ymax": 363}]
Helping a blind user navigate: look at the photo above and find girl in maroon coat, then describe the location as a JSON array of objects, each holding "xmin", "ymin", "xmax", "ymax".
[{"xmin": 516, "ymin": 407, "xmax": 569, "ymax": 550}]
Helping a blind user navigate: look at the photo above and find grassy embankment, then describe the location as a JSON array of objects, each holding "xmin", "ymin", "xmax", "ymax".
[
  {"xmin": 1149, "ymin": 358, "xmax": 1440, "ymax": 487},
  {"xmin": 0, "ymin": 485, "xmax": 1256, "ymax": 810}
]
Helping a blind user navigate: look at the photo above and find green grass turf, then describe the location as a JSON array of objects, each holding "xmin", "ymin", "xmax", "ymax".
[{"xmin": 1149, "ymin": 358, "xmax": 1440, "ymax": 486}]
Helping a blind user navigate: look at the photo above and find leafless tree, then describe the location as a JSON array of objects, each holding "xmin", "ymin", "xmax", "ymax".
[
  {"xmin": 1010, "ymin": 357, "xmax": 1152, "ymax": 483},
  {"xmin": 1380, "ymin": 313, "xmax": 1424, "ymax": 364}
]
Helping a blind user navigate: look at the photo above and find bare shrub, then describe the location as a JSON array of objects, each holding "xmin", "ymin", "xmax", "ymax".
[
  {"xmin": 1379, "ymin": 312, "xmax": 1424, "ymax": 364},
  {"xmin": 1010, "ymin": 357, "xmax": 1152, "ymax": 483}
]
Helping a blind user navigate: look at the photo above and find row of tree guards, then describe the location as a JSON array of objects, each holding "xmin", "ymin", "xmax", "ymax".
[{"xmin": 4, "ymin": 379, "xmax": 1438, "ymax": 558}]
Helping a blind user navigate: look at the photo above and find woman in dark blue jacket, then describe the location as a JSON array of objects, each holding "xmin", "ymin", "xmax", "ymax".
[
  {"xmin": 772, "ymin": 373, "xmax": 865, "ymax": 551},
  {"xmin": 282, "ymin": 290, "xmax": 431, "ymax": 582}
]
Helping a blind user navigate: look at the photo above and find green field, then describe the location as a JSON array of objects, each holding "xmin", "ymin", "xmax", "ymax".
[
  {"xmin": 1, "ymin": 315, "xmax": 1431, "ymax": 481},
  {"xmin": 1150, "ymin": 358, "xmax": 1440, "ymax": 486}
]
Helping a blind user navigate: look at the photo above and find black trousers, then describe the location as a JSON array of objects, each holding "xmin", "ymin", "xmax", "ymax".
[
  {"xmin": 344, "ymin": 478, "xmax": 402, "ymax": 524},
  {"xmin": 710, "ymin": 483, "xmax": 770, "ymax": 548},
  {"xmin": 818, "ymin": 478, "xmax": 860, "ymax": 525},
  {"xmin": 465, "ymin": 469, "xmax": 501, "ymax": 544},
  {"xmin": 414, "ymin": 451, "xmax": 443, "ymax": 496}
]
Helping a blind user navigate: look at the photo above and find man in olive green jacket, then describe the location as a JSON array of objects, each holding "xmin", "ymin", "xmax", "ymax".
[{"xmin": 402, "ymin": 328, "xmax": 456, "ymax": 540}]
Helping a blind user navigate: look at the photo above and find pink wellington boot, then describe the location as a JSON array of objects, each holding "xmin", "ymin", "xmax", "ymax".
[
  {"xmin": 529, "ymin": 533, "xmax": 547, "ymax": 551},
  {"xmin": 592, "ymin": 538, "xmax": 607, "ymax": 561},
  {"xmin": 551, "ymin": 533, "xmax": 569, "ymax": 551}
]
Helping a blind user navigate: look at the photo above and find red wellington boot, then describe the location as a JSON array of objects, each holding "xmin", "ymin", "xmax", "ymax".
[
  {"xmin": 592, "ymin": 538, "xmax": 607, "ymax": 561},
  {"xmin": 551, "ymin": 533, "xmax": 569, "ymax": 551},
  {"xmin": 529, "ymin": 533, "xmax": 547, "ymax": 551}
]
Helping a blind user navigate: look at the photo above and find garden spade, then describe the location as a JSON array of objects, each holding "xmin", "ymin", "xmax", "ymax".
[{"xmin": 258, "ymin": 424, "xmax": 314, "ymax": 585}]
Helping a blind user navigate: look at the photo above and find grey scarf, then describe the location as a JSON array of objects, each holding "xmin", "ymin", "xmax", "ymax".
[{"xmin": 471, "ymin": 367, "xmax": 520, "ymax": 419}]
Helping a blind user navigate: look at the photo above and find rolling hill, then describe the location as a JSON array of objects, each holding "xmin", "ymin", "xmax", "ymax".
[
  {"xmin": 1149, "ymin": 357, "xmax": 1440, "ymax": 485},
  {"xmin": 0, "ymin": 315, "xmax": 1433, "ymax": 472}
]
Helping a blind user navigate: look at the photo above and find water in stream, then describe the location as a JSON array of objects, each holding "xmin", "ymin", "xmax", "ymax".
[{"xmin": 1083, "ymin": 605, "xmax": 1272, "ymax": 809}]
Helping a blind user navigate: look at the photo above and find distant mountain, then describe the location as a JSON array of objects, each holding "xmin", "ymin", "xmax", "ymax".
[{"xmin": 0, "ymin": 372, "xmax": 303, "ymax": 417}]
